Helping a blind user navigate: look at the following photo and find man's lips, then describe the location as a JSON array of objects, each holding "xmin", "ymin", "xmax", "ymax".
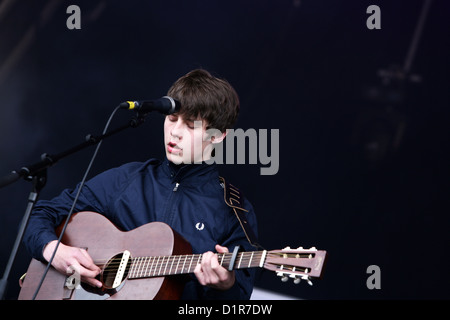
[{"xmin": 167, "ymin": 142, "xmax": 182, "ymax": 154}]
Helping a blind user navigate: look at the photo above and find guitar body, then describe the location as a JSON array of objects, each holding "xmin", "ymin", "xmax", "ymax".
[{"xmin": 18, "ymin": 212, "xmax": 192, "ymax": 300}]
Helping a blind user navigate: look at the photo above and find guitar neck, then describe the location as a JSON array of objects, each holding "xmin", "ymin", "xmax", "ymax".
[{"xmin": 127, "ymin": 251, "xmax": 266, "ymax": 279}]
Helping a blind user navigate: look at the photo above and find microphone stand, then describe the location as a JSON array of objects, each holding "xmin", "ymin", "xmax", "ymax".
[{"xmin": 0, "ymin": 114, "xmax": 146, "ymax": 300}]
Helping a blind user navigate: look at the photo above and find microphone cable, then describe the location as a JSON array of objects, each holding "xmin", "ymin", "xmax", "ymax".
[{"xmin": 31, "ymin": 105, "xmax": 122, "ymax": 300}]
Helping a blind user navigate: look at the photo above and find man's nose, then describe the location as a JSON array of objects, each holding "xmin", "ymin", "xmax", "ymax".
[{"xmin": 171, "ymin": 119, "xmax": 184, "ymax": 138}]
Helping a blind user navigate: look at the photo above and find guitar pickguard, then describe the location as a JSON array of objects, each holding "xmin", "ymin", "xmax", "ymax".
[
  {"xmin": 70, "ymin": 281, "xmax": 126, "ymax": 300},
  {"xmin": 65, "ymin": 250, "xmax": 131, "ymax": 300}
]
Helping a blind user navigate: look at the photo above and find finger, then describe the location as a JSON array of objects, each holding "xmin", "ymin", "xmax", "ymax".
[
  {"xmin": 203, "ymin": 251, "xmax": 222, "ymax": 285},
  {"xmin": 201, "ymin": 251, "xmax": 214, "ymax": 275},
  {"xmin": 210, "ymin": 252, "xmax": 221, "ymax": 270},
  {"xmin": 79, "ymin": 257, "xmax": 102, "ymax": 288},
  {"xmin": 71, "ymin": 249, "xmax": 102, "ymax": 288},
  {"xmin": 65, "ymin": 262, "xmax": 102, "ymax": 288},
  {"xmin": 204, "ymin": 252, "xmax": 224, "ymax": 285},
  {"xmin": 215, "ymin": 244, "xmax": 229, "ymax": 253},
  {"xmin": 79, "ymin": 265, "xmax": 102, "ymax": 288},
  {"xmin": 83, "ymin": 276, "xmax": 103, "ymax": 288},
  {"xmin": 210, "ymin": 253, "xmax": 231, "ymax": 283},
  {"xmin": 194, "ymin": 259, "xmax": 214, "ymax": 286},
  {"xmin": 194, "ymin": 262, "xmax": 206, "ymax": 286},
  {"xmin": 78, "ymin": 249, "xmax": 101, "ymax": 273},
  {"xmin": 213, "ymin": 246, "xmax": 236, "ymax": 287}
]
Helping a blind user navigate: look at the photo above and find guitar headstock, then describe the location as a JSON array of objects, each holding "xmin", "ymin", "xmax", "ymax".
[{"xmin": 264, "ymin": 246, "xmax": 327, "ymax": 285}]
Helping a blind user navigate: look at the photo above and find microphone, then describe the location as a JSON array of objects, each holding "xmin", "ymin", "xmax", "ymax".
[{"xmin": 119, "ymin": 96, "xmax": 181, "ymax": 115}]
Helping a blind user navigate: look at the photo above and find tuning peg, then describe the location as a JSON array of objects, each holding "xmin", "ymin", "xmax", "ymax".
[
  {"xmin": 293, "ymin": 277, "xmax": 301, "ymax": 284},
  {"xmin": 277, "ymin": 271, "xmax": 289, "ymax": 282},
  {"xmin": 283, "ymin": 246, "xmax": 291, "ymax": 250},
  {"xmin": 302, "ymin": 275, "xmax": 313, "ymax": 286},
  {"xmin": 296, "ymin": 246, "xmax": 317, "ymax": 251}
]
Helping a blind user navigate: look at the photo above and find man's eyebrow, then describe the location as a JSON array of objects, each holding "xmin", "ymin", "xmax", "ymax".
[
  {"xmin": 174, "ymin": 113, "xmax": 202, "ymax": 123},
  {"xmin": 184, "ymin": 117, "xmax": 201, "ymax": 123}
]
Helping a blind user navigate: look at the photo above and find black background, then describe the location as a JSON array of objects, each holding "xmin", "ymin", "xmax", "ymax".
[{"xmin": 1, "ymin": 0, "xmax": 449, "ymax": 299}]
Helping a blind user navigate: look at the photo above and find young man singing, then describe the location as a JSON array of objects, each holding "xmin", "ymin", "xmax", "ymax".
[{"xmin": 22, "ymin": 69, "xmax": 258, "ymax": 299}]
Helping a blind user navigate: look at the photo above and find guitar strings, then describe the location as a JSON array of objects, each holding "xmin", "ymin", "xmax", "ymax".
[
  {"xmin": 93, "ymin": 252, "xmax": 267, "ymax": 275},
  {"xmin": 96, "ymin": 253, "xmax": 261, "ymax": 270},
  {"xmin": 92, "ymin": 252, "xmax": 309, "ymax": 278},
  {"xmin": 92, "ymin": 252, "xmax": 258, "ymax": 266},
  {"xmin": 59, "ymin": 251, "xmax": 314, "ymax": 288},
  {"xmin": 94, "ymin": 251, "xmax": 311, "ymax": 270}
]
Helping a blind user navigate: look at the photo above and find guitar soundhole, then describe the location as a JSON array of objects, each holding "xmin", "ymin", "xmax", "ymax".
[
  {"xmin": 73, "ymin": 251, "xmax": 131, "ymax": 300},
  {"xmin": 101, "ymin": 251, "xmax": 131, "ymax": 289}
]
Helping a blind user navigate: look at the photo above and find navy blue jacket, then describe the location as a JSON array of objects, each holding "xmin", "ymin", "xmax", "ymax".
[{"xmin": 22, "ymin": 158, "xmax": 258, "ymax": 299}]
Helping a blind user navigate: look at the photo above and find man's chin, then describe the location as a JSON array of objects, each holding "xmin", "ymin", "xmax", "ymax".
[{"xmin": 166, "ymin": 153, "xmax": 185, "ymax": 165}]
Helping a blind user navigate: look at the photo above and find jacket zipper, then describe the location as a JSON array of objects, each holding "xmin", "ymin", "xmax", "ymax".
[{"xmin": 173, "ymin": 182, "xmax": 179, "ymax": 192}]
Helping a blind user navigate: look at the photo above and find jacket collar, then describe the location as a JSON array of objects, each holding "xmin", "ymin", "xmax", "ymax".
[{"xmin": 160, "ymin": 157, "xmax": 219, "ymax": 184}]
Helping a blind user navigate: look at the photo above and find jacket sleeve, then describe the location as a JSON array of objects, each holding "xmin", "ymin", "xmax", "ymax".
[
  {"xmin": 22, "ymin": 181, "xmax": 108, "ymax": 262},
  {"xmin": 22, "ymin": 162, "xmax": 140, "ymax": 262},
  {"xmin": 201, "ymin": 198, "xmax": 259, "ymax": 300}
]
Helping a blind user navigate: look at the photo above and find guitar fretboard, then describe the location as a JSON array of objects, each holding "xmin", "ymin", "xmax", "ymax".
[{"xmin": 127, "ymin": 251, "xmax": 267, "ymax": 279}]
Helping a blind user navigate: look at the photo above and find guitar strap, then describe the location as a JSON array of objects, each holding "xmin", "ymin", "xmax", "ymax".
[{"xmin": 219, "ymin": 176, "xmax": 263, "ymax": 249}]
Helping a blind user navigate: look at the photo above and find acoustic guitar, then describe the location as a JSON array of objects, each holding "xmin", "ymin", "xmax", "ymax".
[{"xmin": 18, "ymin": 211, "xmax": 327, "ymax": 300}]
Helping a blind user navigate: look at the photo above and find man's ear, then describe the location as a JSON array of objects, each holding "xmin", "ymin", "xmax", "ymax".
[{"xmin": 211, "ymin": 130, "xmax": 227, "ymax": 144}]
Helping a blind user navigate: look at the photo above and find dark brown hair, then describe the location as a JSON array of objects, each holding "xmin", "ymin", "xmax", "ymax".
[{"xmin": 167, "ymin": 69, "xmax": 239, "ymax": 132}]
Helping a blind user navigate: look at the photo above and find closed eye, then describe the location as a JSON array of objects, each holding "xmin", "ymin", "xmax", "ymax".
[{"xmin": 167, "ymin": 114, "xmax": 178, "ymax": 122}]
